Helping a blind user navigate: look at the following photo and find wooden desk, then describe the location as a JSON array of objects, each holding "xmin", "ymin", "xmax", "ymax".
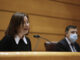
[{"xmin": 0, "ymin": 52, "xmax": 80, "ymax": 60}]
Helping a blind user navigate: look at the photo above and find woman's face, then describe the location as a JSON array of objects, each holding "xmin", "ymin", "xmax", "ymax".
[{"xmin": 18, "ymin": 16, "xmax": 29, "ymax": 35}]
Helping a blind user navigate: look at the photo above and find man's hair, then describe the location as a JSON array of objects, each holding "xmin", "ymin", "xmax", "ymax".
[{"xmin": 65, "ymin": 25, "xmax": 77, "ymax": 33}]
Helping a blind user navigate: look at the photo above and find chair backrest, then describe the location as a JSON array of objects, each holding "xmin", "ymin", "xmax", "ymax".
[{"xmin": 44, "ymin": 42, "xmax": 57, "ymax": 51}]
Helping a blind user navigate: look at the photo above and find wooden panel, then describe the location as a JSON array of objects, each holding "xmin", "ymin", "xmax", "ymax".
[
  {"xmin": 0, "ymin": 12, "xmax": 13, "ymax": 30},
  {"xmin": 29, "ymin": 15, "xmax": 80, "ymax": 34},
  {"xmin": 0, "ymin": 12, "xmax": 80, "ymax": 34},
  {"xmin": 0, "ymin": 0, "xmax": 80, "ymax": 20},
  {"xmin": 51, "ymin": 0, "xmax": 80, "ymax": 5},
  {"xmin": 0, "ymin": 52, "xmax": 80, "ymax": 60}
]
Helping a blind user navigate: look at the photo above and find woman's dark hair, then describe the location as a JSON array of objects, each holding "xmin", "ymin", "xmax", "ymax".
[{"xmin": 5, "ymin": 12, "xmax": 29, "ymax": 37}]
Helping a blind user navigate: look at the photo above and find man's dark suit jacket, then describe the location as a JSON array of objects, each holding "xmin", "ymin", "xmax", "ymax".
[
  {"xmin": 56, "ymin": 38, "xmax": 80, "ymax": 52},
  {"xmin": 0, "ymin": 35, "xmax": 32, "ymax": 51}
]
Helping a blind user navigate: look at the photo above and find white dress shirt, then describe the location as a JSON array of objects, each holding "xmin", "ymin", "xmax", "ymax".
[
  {"xmin": 65, "ymin": 37, "xmax": 77, "ymax": 52},
  {"xmin": 14, "ymin": 35, "xmax": 28, "ymax": 45}
]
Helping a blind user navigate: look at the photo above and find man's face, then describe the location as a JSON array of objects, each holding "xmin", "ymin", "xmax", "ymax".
[{"xmin": 66, "ymin": 28, "xmax": 78, "ymax": 39}]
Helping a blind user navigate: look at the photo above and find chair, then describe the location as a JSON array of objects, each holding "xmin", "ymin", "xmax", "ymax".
[{"xmin": 44, "ymin": 42, "xmax": 57, "ymax": 51}]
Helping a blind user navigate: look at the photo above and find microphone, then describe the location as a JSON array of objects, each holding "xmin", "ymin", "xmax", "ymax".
[
  {"xmin": 33, "ymin": 35, "xmax": 40, "ymax": 38},
  {"xmin": 33, "ymin": 35, "xmax": 51, "ymax": 42},
  {"xmin": 33, "ymin": 35, "xmax": 52, "ymax": 51}
]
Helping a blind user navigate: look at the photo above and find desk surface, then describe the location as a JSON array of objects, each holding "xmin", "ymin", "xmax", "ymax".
[{"xmin": 0, "ymin": 52, "xmax": 80, "ymax": 60}]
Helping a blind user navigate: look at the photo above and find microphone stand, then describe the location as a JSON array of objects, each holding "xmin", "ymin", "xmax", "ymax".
[
  {"xmin": 33, "ymin": 35, "xmax": 52, "ymax": 51},
  {"xmin": 33, "ymin": 38, "xmax": 41, "ymax": 51},
  {"xmin": 40, "ymin": 37, "xmax": 51, "ymax": 42}
]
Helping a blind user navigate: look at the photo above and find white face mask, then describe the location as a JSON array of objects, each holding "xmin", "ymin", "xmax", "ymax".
[{"xmin": 69, "ymin": 33, "xmax": 78, "ymax": 43}]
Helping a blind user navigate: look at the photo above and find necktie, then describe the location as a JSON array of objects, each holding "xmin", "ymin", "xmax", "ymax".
[{"xmin": 71, "ymin": 43, "xmax": 77, "ymax": 52}]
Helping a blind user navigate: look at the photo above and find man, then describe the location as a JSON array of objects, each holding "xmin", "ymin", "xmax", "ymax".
[{"xmin": 56, "ymin": 25, "xmax": 80, "ymax": 52}]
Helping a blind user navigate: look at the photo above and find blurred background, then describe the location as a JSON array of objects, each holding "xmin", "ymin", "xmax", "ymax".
[{"xmin": 0, "ymin": 0, "xmax": 80, "ymax": 51}]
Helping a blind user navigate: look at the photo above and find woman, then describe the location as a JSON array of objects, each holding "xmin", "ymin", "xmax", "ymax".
[{"xmin": 0, "ymin": 12, "xmax": 32, "ymax": 51}]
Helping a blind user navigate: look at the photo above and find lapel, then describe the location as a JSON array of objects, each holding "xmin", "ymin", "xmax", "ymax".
[
  {"xmin": 73, "ymin": 42, "xmax": 80, "ymax": 51},
  {"xmin": 62, "ymin": 38, "xmax": 72, "ymax": 51}
]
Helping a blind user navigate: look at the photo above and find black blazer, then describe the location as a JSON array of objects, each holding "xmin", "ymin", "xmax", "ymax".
[
  {"xmin": 0, "ymin": 35, "xmax": 32, "ymax": 51},
  {"xmin": 56, "ymin": 38, "xmax": 80, "ymax": 52}
]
